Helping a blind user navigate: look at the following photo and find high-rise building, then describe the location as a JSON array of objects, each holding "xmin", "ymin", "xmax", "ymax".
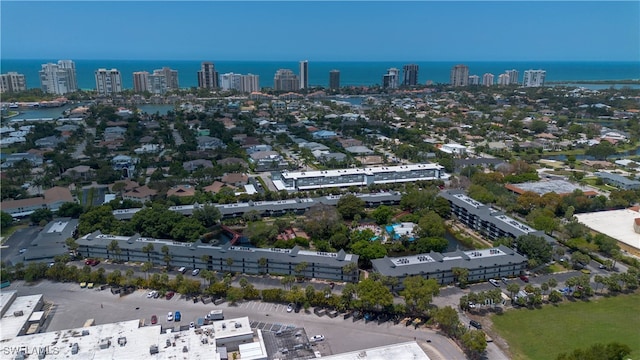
[
  {"xmin": 497, "ymin": 73, "xmax": 511, "ymax": 86},
  {"xmin": 402, "ymin": 64, "xmax": 419, "ymax": 86},
  {"xmin": 133, "ymin": 71, "xmax": 150, "ymax": 93},
  {"xmin": 523, "ymin": 70, "xmax": 546, "ymax": 87},
  {"xmin": 198, "ymin": 62, "xmax": 218, "ymax": 89},
  {"xmin": 219, "ymin": 73, "xmax": 260, "ymax": 93},
  {"xmin": 450, "ymin": 64, "xmax": 469, "ymax": 86},
  {"xmin": 299, "ymin": 60, "xmax": 309, "ymax": 89},
  {"xmin": 0, "ymin": 72, "xmax": 27, "ymax": 93},
  {"xmin": 241, "ymin": 74, "xmax": 260, "ymax": 93},
  {"xmin": 273, "ymin": 69, "xmax": 299, "ymax": 91},
  {"xmin": 468, "ymin": 75, "xmax": 480, "ymax": 85},
  {"xmin": 482, "ymin": 73, "xmax": 495, "ymax": 86},
  {"xmin": 329, "ymin": 70, "xmax": 340, "ymax": 90},
  {"xmin": 382, "ymin": 68, "xmax": 399, "ymax": 89},
  {"xmin": 39, "ymin": 60, "xmax": 78, "ymax": 95},
  {"xmin": 505, "ymin": 69, "xmax": 519, "ymax": 85},
  {"xmin": 148, "ymin": 73, "xmax": 167, "ymax": 94},
  {"xmin": 154, "ymin": 67, "xmax": 179, "ymax": 90},
  {"xmin": 94, "ymin": 68, "xmax": 123, "ymax": 96}
]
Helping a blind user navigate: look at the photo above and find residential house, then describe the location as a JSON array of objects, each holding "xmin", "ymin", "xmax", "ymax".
[
  {"xmin": 167, "ymin": 185, "xmax": 196, "ymax": 197},
  {"xmin": 62, "ymin": 165, "xmax": 95, "ymax": 181},
  {"xmin": 183, "ymin": 159, "xmax": 214, "ymax": 172},
  {"xmin": 196, "ymin": 136, "xmax": 226, "ymax": 151},
  {"xmin": 123, "ymin": 185, "xmax": 157, "ymax": 203},
  {"xmin": 0, "ymin": 186, "xmax": 73, "ymax": 217},
  {"xmin": 221, "ymin": 173, "xmax": 249, "ymax": 187}
]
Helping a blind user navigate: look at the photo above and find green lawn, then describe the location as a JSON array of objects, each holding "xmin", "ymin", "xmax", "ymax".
[{"xmin": 491, "ymin": 292, "xmax": 640, "ymax": 360}]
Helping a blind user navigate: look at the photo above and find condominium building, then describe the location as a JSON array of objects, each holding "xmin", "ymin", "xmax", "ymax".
[
  {"xmin": 505, "ymin": 69, "xmax": 519, "ymax": 85},
  {"xmin": 523, "ymin": 69, "xmax": 546, "ymax": 87},
  {"xmin": 148, "ymin": 73, "xmax": 167, "ymax": 94},
  {"xmin": 382, "ymin": 68, "xmax": 399, "ymax": 89},
  {"xmin": 94, "ymin": 68, "xmax": 122, "ymax": 96},
  {"xmin": 482, "ymin": 73, "xmax": 494, "ymax": 86},
  {"xmin": 439, "ymin": 190, "xmax": 554, "ymax": 242},
  {"xmin": 329, "ymin": 69, "xmax": 340, "ymax": 90},
  {"xmin": 76, "ymin": 232, "xmax": 360, "ymax": 282},
  {"xmin": 39, "ymin": 60, "xmax": 78, "ymax": 95},
  {"xmin": 132, "ymin": 71, "xmax": 150, "ymax": 93},
  {"xmin": 372, "ymin": 245, "xmax": 527, "ymax": 288},
  {"xmin": 497, "ymin": 73, "xmax": 511, "ymax": 86},
  {"xmin": 273, "ymin": 163, "xmax": 447, "ymax": 191},
  {"xmin": 402, "ymin": 64, "xmax": 419, "ymax": 86},
  {"xmin": 0, "ymin": 72, "xmax": 26, "ymax": 93},
  {"xmin": 299, "ymin": 60, "xmax": 309, "ymax": 89},
  {"xmin": 219, "ymin": 73, "xmax": 260, "ymax": 93},
  {"xmin": 468, "ymin": 75, "xmax": 480, "ymax": 85},
  {"xmin": 273, "ymin": 69, "xmax": 299, "ymax": 91},
  {"xmin": 198, "ymin": 61, "xmax": 219, "ymax": 89},
  {"xmin": 153, "ymin": 67, "xmax": 179, "ymax": 90},
  {"xmin": 450, "ymin": 64, "xmax": 469, "ymax": 86}
]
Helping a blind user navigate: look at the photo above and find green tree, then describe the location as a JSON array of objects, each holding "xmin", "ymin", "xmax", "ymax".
[
  {"xmin": 192, "ymin": 204, "xmax": 222, "ymax": 228},
  {"xmin": 57, "ymin": 202, "xmax": 84, "ymax": 218},
  {"xmin": 141, "ymin": 261, "xmax": 153, "ymax": 281},
  {"xmin": 431, "ymin": 306, "xmax": 463, "ymax": 338},
  {"xmin": 1, "ymin": 211, "xmax": 13, "ymax": 229},
  {"xmin": 371, "ymin": 205, "xmax": 393, "ymax": 225},
  {"xmin": 355, "ymin": 278, "xmax": 393, "ymax": 312},
  {"xmin": 555, "ymin": 342, "xmax": 631, "ymax": 360},
  {"xmin": 400, "ymin": 276, "xmax": 440, "ymax": 315},
  {"xmin": 516, "ymin": 234, "xmax": 553, "ymax": 268},
  {"xmin": 452, "ymin": 267, "xmax": 469, "ymax": 288},
  {"xmin": 161, "ymin": 245, "xmax": 171, "ymax": 269},
  {"xmin": 350, "ymin": 240, "xmax": 387, "ymax": 268},
  {"xmin": 433, "ymin": 196, "xmax": 452, "ymax": 218},
  {"xmin": 414, "ymin": 237, "xmax": 448, "ymax": 253},
  {"xmin": 417, "ymin": 210, "xmax": 446, "ymax": 238},
  {"xmin": 336, "ymin": 194, "xmax": 365, "ymax": 220},
  {"xmin": 78, "ymin": 205, "xmax": 120, "ymax": 235},
  {"xmin": 506, "ymin": 283, "xmax": 520, "ymax": 299},
  {"xmin": 142, "ymin": 243, "xmax": 155, "ymax": 263},
  {"xmin": 461, "ymin": 329, "xmax": 488, "ymax": 358},
  {"xmin": 29, "ymin": 208, "xmax": 53, "ymax": 225},
  {"xmin": 107, "ymin": 240, "xmax": 122, "ymax": 261}
]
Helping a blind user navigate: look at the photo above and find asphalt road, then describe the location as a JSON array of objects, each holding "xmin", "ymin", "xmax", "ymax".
[{"xmin": 9, "ymin": 280, "xmax": 467, "ymax": 360}]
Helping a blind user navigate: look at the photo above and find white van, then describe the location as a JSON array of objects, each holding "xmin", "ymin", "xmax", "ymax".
[{"xmin": 178, "ymin": 267, "xmax": 187, "ymax": 274}]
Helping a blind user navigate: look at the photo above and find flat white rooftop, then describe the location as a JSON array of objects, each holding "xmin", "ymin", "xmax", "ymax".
[
  {"xmin": 575, "ymin": 209, "xmax": 640, "ymax": 251},
  {"xmin": 320, "ymin": 341, "xmax": 430, "ymax": 360},
  {"xmin": 281, "ymin": 163, "xmax": 443, "ymax": 180},
  {"xmin": 212, "ymin": 316, "xmax": 252, "ymax": 340},
  {"xmin": 1, "ymin": 319, "xmax": 219, "ymax": 359},
  {"xmin": 0, "ymin": 292, "xmax": 43, "ymax": 341}
]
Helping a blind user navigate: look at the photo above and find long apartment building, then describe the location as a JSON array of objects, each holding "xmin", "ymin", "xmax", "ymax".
[
  {"xmin": 372, "ymin": 245, "xmax": 528, "ymax": 288},
  {"xmin": 273, "ymin": 163, "xmax": 447, "ymax": 191},
  {"xmin": 219, "ymin": 73, "xmax": 260, "ymax": 93},
  {"xmin": 76, "ymin": 232, "xmax": 359, "ymax": 282},
  {"xmin": 439, "ymin": 190, "xmax": 554, "ymax": 242}
]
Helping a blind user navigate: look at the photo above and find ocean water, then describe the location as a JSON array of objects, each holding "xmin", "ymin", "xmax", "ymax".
[{"xmin": 1, "ymin": 59, "xmax": 639, "ymax": 91}]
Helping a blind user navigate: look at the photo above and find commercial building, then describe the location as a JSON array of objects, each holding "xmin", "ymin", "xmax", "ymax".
[
  {"xmin": 575, "ymin": 208, "xmax": 640, "ymax": 255},
  {"xmin": 439, "ymin": 190, "xmax": 554, "ymax": 242},
  {"xmin": 329, "ymin": 69, "xmax": 340, "ymax": 90},
  {"xmin": 76, "ymin": 233, "xmax": 360, "ymax": 282},
  {"xmin": 504, "ymin": 179, "xmax": 599, "ymax": 197},
  {"xmin": 94, "ymin": 68, "xmax": 123, "ymax": 96},
  {"xmin": 450, "ymin": 64, "xmax": 469, "ymax": 87},
  {"xmin": 299, "ymin": 60, "xmax": 309, "ymax": 89},
  {"xmin": 0, "ymin": 72, "xmax": 27, "ymax": 93},
  {"xmin": 273, "ymin": 163, "xmax": 447, "ymax": 191},
  {"xmin": 523, "ymin": 69, "xmax": 546, "ymax": 87},
  {"xmin": 273, "ymin": 69, "xmax": 299, "ymax": 91},
  {"xmin": 372, "ymin": 245, "xmax": 528, "ymax": 288},
  {"xmin": 482, "ymin": 73, "xmax": 494, "ymax": 86},
  {"xmin": 382, "ymin": 68, "xmax": 399, "ymax": 89},
  {"xmin": 39, "ymin": 60, "xmax": 78, "ymax": 95},
  {"xmin": 198, "ymin": 62, "xmax": 219, "ymax": 89},
  {"xmin": 402, "ymin": 64, "xmax": 419, "ymax": 86}
]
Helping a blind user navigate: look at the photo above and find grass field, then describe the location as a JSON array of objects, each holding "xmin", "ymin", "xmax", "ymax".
[{"xmin": 491, "ymin": 292, "xmax": 640, "ymax": 360}]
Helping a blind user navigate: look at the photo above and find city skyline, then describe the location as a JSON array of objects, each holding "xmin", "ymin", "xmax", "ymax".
[{"xmin": 1, "ymin": 1, "xmax": 638, "ymax": 62}]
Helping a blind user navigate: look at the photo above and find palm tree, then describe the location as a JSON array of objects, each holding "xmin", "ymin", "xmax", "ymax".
[
  {"xmin": 226, "ymin": 257, "xmax": 234, "ymax": 275},
  {"xmin": 142, "ymin": 243, "xmax": 154, "ymax": 264},
  {"xmin": 258, "ymin": 257, "xmax": 268, "ymax": 274},
  {"xmin": 161, "ymin": 245, "xmax": 171, "ymax": 269},
  {"xmin": 107, "ymin": 240, "xmax": 121, "ymax": 262},
  {"xmin": 141, "ymin": 261, "xmax": 153, "ymax": 281}
]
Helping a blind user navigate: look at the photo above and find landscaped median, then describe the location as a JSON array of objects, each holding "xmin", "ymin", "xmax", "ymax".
[{"xmin": 490, "ymin": 292, "xmax": 640, "ymax": 360}]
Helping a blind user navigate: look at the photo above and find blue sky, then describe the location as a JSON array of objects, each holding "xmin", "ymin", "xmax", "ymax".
[{"xmin": 1, "ymin": 1, "xmax": 638, "ymax": 61}]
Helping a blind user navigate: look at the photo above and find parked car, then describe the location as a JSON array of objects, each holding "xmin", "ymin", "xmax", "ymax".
[
  {"xmin": 287, "ymin": 303, "xmax": 294, "ymax": 313},
  {"xmin": 147, "ymin": 290, "xmax": 158, "ymax": 298},
  {"xmin": 174, "ymin": 311, "xmax": 181, "ymax": 322},
  {"xmin": 84, "ymin": 259, "xmax": 100, "ymax": 266},
  {"xmin": 167, "ymin": 312, "xmax": 173, "ymax": 321},
  {"xmin": 192, "ymin": 269, "xmax": 200, "ymax": 276},
  {"xmin": 153, "ymin": 291, "xmax": 160, "ymax": 299},
  {"xmin": 310, "ymin": 335, "xmax": 325, "ymax": 342},
  {"xmin": 519, "ymin": 275, "xmax": 529, "ymax": 283},
  {"xmin": 489, "ymin": 279, "xmax": 500, "ymax": 287},
  {"xmin": 19, "ymin": 248, "xmax": 27, "ymax": 254},
  {"xmin": 501, "ymin": 277, "xmax": 509, "ymax": 285},
  {"xmin": 151, "ymin": 315, "xmax": 157, "ymax": 324},
  {"xmin": 470, "ymin": 320, "xmax": 482, "ymax": 329},
  {"xmin": 166, "ymin": 291, "xmax": 175, "ymax": 300},
  {"xmin": 177, "ymin": 267, "xmax": 187, "ymax": 274}
]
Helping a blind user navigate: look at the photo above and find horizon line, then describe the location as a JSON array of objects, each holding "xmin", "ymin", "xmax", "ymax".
[{"xmin": 2, "ymin": 58, "xmax": 638, "ymax": 63}]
